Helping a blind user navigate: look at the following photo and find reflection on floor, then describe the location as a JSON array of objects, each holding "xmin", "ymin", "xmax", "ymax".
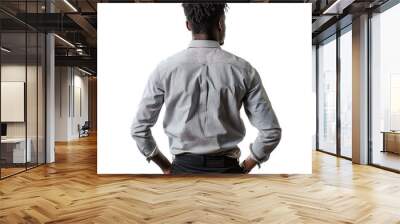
[
  {"xmin": 0, "ymin": 135, "xmax": 400, "ymax": 223},
  {"xmin": 0, "ymin": 163, "xmax": 42, "ymax": 178},
  {"xmin": 0, "ymin": 167, "xmax": 25, "ymax": 177},
  {"xmin": 373, "ymin": 150, "xmax": 400, "ymax": 171}
]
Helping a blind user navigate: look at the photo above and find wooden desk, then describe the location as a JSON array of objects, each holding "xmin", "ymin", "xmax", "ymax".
[{"xmin": 382, "ymin": 131, "xmax": 400, "ymax": 154}]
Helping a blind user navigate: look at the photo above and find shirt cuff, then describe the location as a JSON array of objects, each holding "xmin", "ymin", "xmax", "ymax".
[
  {"xmin": 249, "ymin": 143, "xmax": 270, "ymax": 165},
  {"xmin": 145, "ymin": 145, "xmax": 160, "ymax": 163}
]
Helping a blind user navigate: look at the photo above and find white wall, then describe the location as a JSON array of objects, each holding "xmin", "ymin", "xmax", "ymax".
[
  {"xmin": 1, "ymin": 65, "xmax": 26, "ymax": 131},
  {"xmin": 1, "ymin": 64, "xmax": 46, "ymax": 163},
  {"xmin": 1, "ymin": 65, "xmax": 40, "ymax": 138},
  {"xmin": 55, "ymin": 66, "xmax": 69, "ymax": 141},
  {"xmin": 55, "ymin": 67, "xmax": 89, "ymax": 141}
]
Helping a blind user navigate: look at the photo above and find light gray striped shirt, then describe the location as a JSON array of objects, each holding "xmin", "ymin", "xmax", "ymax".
[{"xmin": 131, "ymin": 40, "xmax": 281, "ymax": 163}]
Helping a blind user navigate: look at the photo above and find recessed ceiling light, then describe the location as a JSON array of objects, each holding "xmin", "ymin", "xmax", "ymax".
[
  {"xmin": 54, "ymin": 34, "xmax": 75, "ymax": 48},
  {"xmin": 1, "ymin": 47, "xmax": 11, "ymax": 53},
  {"xmin": 63, "ymin": 0, "xmax": 78, "ymax": 12},
  {"xmin": 323, "ymin": 0, "xmax": 354, "ymax": 15},
  {"xmin": 78, "ymin": 67, "xmax": 93, "ymax": 76}
]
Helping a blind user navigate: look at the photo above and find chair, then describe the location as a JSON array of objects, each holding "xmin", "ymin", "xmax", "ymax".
[{"xmin": 79, "ymin": 121, "xmax": 90, "ymax": 138}]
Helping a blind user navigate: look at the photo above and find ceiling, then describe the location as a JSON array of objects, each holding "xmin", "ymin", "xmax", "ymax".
[{"xmin": 0, "ymin": 0, "xmax": 394, "ymax": 74}]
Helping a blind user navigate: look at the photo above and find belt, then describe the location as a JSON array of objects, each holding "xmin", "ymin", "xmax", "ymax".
[{"xmin": 174, "ymin": 153, "xmax": 239, "ymax": 168}]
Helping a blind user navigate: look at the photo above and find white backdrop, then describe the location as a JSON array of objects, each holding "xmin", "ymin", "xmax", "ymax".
[{"xmin": 98, "ymin": 3, "xmax": 312, "ymax": 174}]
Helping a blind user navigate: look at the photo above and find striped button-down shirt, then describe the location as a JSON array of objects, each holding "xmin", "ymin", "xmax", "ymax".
[{"xmin": 131, "ymin": 40, "xmax": 281, "ymax": 163}]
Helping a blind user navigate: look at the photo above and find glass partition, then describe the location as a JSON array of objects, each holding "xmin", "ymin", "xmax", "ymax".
[
  {"xmin": 0, "ymin": 31, "xmax": 28, "ymax": 177},
  {"xmin": 371, "ymin": 3, "xmax": 400, "ymax": 171},
  {"xmin": 0, "ymin": 1, "xmax": 46, "ymax": 179},
  {"xmin": 339, "ymin": 28, "xmax": 352, "ymax": 158},
  {"xmin": 317, "ymin": 36, "xmax": 337, "ymax": 154},
  {"xmin": 38, "ymin": 32, "xmax": 45, "ymax": 165},
  {"xmin": 27, "ymin": 30, "xmax": 38, "ymax": 169}
]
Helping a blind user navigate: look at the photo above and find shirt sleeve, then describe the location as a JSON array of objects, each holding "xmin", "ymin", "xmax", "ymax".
[
  {"xmin": 131, "ymin": 66, "xmax": 164, "ymax": 161},
  {"xmin": 243, "ymin": 66, "xmax": 281, "ymax": 164}
]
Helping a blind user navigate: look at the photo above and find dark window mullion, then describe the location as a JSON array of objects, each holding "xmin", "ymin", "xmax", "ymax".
[
  {"xmin": 0, "ymin": 23, "xmax": 2, "ymax": 179},
  {"xmin": 316, "ymin": 45, "xmax": 320, "ymax": 150},
  {"xmin": 36, "ymin": 0, "xmax": 39, "ymax": 167},
  {"xmin": 25, "ymin": 0, "xmax": 28, "ymax": 171},
  {"xmin": 336, "ymin": 29, "xmax": 341, "ymax": 157},
  {"xmin": 367, "ymin": 11, "xmax": 373, "ymax": 165},
  {"xmin": 25, "ymin": 81, "xmax": 28, "ymax": 168}
]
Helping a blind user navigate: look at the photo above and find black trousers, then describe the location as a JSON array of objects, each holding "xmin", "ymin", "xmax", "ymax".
[{"xmin": 171, "ymin": 153, "xmax": 245, "ymax": 174}]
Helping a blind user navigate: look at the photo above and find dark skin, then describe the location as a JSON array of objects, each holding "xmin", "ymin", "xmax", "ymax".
[{"xmin": 150, "ymin": 14, "xmax": 258, "ymax": 174}]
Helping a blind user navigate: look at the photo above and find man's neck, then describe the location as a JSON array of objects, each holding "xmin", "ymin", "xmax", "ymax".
[{"xmin": 192, "ymin": 33, "xmax": 218, "ymax": 42}]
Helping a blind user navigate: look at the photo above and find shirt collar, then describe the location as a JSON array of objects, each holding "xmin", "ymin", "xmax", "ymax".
[{"xmin": 188, "ymin": 40, "xmax": 221, "ymax": 48}]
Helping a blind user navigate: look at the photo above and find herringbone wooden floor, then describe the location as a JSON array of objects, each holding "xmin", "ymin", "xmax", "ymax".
[{"xmin": 1, "ymin": 134, "xmax": 400, "ymax": 224}]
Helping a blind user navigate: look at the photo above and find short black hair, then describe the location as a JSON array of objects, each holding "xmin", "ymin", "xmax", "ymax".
[{"xmin": 182, "ymin": 3, "xmax": 228, "ymax": 34}]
